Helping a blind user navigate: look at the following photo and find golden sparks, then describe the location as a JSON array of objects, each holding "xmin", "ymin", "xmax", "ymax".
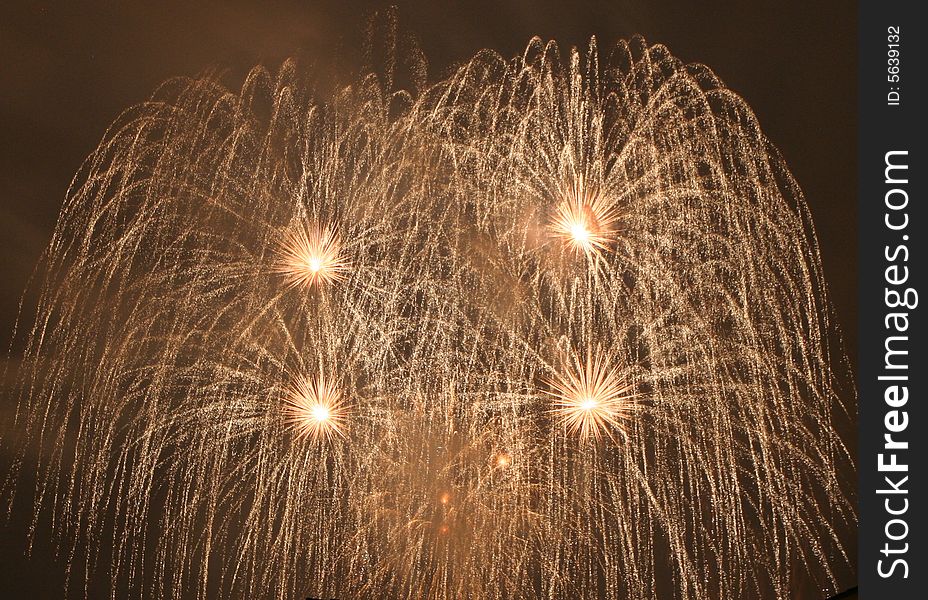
[
  {"xmin": 544, "ymin": 350, "xmax": 638, "ymax": 442},
  {"xmin": 549, "ymin": 178, "xmax": 619, "ymax": 259},
  {"xmin": 275, "ymin": 224, "xmax": 349, "ymax": 289},
  {"xmin": 283, "ymin": 373, "xmax": 348, "ymax": 441},
  {"xmin": 9, "ymin": 34, "xmax": 856, "ymax": 599}
]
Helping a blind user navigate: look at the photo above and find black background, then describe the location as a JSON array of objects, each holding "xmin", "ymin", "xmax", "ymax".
[{"xmin": 1, "ymin": 1, "xmax": 857, "ymax": 597}]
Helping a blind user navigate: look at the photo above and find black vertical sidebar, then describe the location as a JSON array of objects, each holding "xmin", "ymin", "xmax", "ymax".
[{"xmin": 858, "ymin": 1, "xmax": 925, "ymax": 597}]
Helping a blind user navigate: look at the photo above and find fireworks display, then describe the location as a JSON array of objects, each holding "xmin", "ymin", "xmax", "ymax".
[{"xmin": 3, "ymin": 35, "xmax": 855, "ymax": 599}]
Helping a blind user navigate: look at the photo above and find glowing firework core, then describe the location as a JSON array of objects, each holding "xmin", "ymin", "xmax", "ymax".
[
  {"xmin": 549, "ymin": 179, "xmax": 618, "ymax": 259},
  {"xmin": 311, "ymin": 404, "xmax": 330, "ymax": 422},
  {"xmin": 276, "ymin": 224, "xmax": 348, "ymax": 289},
  {"xmin": 571, "ymin": 221, "xmax": 591, "ymax": 245},
  {"xmin": 283, "ymin": 374, "xmax": 347, "ymax": 441},
  {"xmin": 546, "ymin": 351, "xmax": 637, "ymax": 441}
]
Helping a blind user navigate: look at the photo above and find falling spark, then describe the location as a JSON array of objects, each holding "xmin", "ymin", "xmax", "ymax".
[
  {"xmin": 275, "ymin": 224, "xmax": 349, "ymax": 289},
  {"xmin": 545, "ymin": 350, "xmax": 637, "ymax": 441},
  {"xmin": 283, "ymin": 373, "xmax": 348, "ymax": 441}
]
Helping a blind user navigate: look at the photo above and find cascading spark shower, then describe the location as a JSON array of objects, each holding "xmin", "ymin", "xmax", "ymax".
[{"xmin": 3, "ymin": 35, "xmax": 856, "ymax": 600}]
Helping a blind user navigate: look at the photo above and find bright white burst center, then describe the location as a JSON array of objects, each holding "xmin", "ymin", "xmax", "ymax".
[
  {"xmin": 570, "ymin": 223, "xmax": 591, "ymax": 245},
  {"xmin": 580, "ymin": 398, "xmax": 598, "ymax": 411},
  {"xmin": 307, "ymin": 256, "xmax": 323, "ymax": 273},
  {"xmin": 311, "ymin": 404, "xmax": 330, "ymax": 422}
]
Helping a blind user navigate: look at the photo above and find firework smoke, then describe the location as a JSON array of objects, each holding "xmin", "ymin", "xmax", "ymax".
[{"xmin": 3, "ymin": 36, "xmax": 855, "ymax": 599}]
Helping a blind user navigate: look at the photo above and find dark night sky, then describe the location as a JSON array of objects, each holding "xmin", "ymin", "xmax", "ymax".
[{"xmin": 1, "ymin": 1, "xmax": 856, "ymax": 596}]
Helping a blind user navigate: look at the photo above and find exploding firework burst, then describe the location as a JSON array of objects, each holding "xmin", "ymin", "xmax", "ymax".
[
  {"xmin": 275, "ymin": 224, "xmax": 349, "ymax": 290},
  {"xmin": 3, "ymin": 34, "xmax": 855, "ymax": 600},
  {"xmin": 549, "ymin": 177, "xmax": 619, "ymax": 260},
  {"xmin": 545, "ymin": 350, "xmax": 637, "ymax": 441},
  {"xmin": 283, "ymin": 373, "xmax": 348, "ymax": 441}
]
